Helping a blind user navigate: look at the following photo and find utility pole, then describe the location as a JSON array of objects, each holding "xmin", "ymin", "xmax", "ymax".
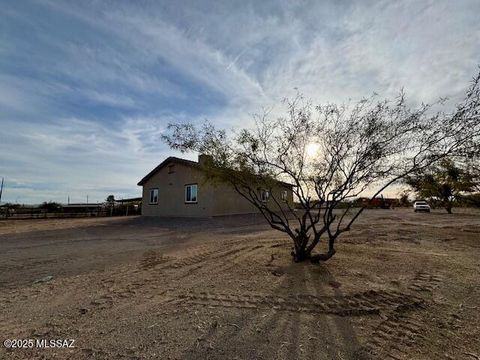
[
  {"xmin": 0, "ymin": 177, "xmax": 4, "ymax": 219},
  {"xmin": 86, "ymin": 195, "xmax": 89, "ymax": 204},
  {"xmin": 0, "ymin": 177, "xmax": 4, "ymax": 204}
]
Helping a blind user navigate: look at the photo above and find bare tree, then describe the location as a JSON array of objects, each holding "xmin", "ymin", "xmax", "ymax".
[
  {"xmin": 472, "ymin": 163, "xmax": 480, "ymax": 192},
  {"xmin": 453, "ymin": 71, "xmax": 480, "ymax": 191},
  {"xmin": 163, "ymin": 71, "xmax": 480, "ymax": 263}
]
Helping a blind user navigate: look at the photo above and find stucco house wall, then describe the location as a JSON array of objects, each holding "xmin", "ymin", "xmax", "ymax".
[
  {"xmin": 211, "ymin": 182, "xmax": 259, "ymax": 216},
  {"xmin": 140, "ymin": 163, "xmax": 213, "ymax": 217},
  {"xmin": 138, "ymin": 156, "xmax": 294, "ymax": 218}
]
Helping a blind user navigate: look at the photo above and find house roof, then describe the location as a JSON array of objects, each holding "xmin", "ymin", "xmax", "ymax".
[
  {"xmin": 63, "ymin": 203, "xmax": 103, "ymax": 208},
  {"xmin": 116, "ymin": 197, "xmax": 142, "ymax": 203},
  {"xmin": 137, "ymin": 156, "xmax": 294, "ymax": 188},
  {"xmin": 137, "ymin": 156, "xmax": 199, "ymax": 185}
]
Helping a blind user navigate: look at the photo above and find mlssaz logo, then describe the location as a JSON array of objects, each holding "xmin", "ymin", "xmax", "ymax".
[{"xmin": 36, "ymin": 339, "xmax": 75, "ymax": 348}]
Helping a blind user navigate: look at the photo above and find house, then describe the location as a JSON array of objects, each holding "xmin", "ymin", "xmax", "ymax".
[
  {"xmin": 137, "ymin": 155, "xmax": 294, "ymax": 217},
  {"xmin": 355, "ymin": 196, "xmax": 399, "ymax": 209}
]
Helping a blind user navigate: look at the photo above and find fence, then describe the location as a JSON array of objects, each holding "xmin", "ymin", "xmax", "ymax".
[
  {"xmin": 0, "ymin": 204, "xmax": 141, "ymax": 220},
  {"xmin": 0, "ymin": 210, "xmax": 108, "ymax": 220}
]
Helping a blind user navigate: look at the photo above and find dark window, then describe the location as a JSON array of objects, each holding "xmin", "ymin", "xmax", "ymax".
[
  {"xmin": 185, "ymin": 184, "xmax": 198, "ymax": 203},
  {"xmin": 149, "ymin": 188, "xmax": 158, "ymax": 204},
  {"xmin": 260, "ymin": 189, "xmax": 270, "ymax": 202}
]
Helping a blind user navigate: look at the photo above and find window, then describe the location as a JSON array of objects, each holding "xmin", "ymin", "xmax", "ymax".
[
  {"xmin": 168, "ymin": 164, "xmax": 175, "ymax": 174},
  {"xmin": 281, "ymin": 190, "xmax": 288, "ymax": 201},
  {"xmin": 149, "ymin": 188, "xmax": 158, "ymax": 204},
  {"xmin": 185, "ymin": 184, "xmax": 198, "ymax": 203},
  {"xmin": 260, "ymin": 189, "xmax": 270, "ymax": 202}
]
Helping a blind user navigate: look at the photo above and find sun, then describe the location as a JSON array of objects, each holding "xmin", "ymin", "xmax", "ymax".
[{"xmin": 306, "ymin": 142, "xmax": 320, "ymax": 158}]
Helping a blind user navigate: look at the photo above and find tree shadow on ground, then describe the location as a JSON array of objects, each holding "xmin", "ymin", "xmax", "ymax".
[{"xmin": 181, "ymin": 261, "xmax": 362, "ymax": 360}]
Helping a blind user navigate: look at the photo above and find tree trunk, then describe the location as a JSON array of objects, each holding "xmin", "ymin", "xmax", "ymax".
[
  {"xmin": 292, "ymin": 237, "xmax": 311, "ymax": 262},
  {"xmin": 291, "ymin": 235, "xmax": 336, "ymax": 263},
  {"xmin": 292, "ymin": 248, "xmax": 310, "ymax": 262},
  {"xmin": 445, "ymin": 201, "xmax": 453, "ymax": 214},
  {"xmin": 310, "ymin": 249, "xmax": 336, "ymax": 263}
]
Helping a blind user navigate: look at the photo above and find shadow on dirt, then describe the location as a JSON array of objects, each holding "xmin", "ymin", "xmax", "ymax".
[{"xmin": 182, "ymin": 262, "xmax": 361, "ymax": 360}]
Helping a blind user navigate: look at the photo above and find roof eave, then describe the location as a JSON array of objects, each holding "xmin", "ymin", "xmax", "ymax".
[{"xmin": 137, "ymin": 157, "xmax": 199, "ymax": 186}]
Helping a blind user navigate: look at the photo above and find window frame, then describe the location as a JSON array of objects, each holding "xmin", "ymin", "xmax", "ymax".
[
  {"xmin": 149, "ymin": 188, "xmax": 159, "ymax": 204},
  {"xmin": 260, "ymin": 189, "xmax": 270, "ymax": 202},
  {"xmin": 184, "ymin": 183, "xmax": 198, "ymax": 204}
]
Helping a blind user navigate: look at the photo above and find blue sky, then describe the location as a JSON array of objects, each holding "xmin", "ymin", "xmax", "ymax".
[{"xmin": 1, "ymin": 0, "xmax": 479, "ymax": 204}]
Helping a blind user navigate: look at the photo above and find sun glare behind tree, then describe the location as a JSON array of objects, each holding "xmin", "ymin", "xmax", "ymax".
[{"xmin": 163, "ymin": 71, "xmax": 480, "ymax": 263}]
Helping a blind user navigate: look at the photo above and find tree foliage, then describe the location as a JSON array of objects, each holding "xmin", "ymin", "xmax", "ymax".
[
  {"xmin": 405, "ymin": 159, "xmax": 476, "ymax": 213},
  {"xmin": 465, "ymin": 156, "xmax": 480, "ymax": 192},
  {"xmin": 163, "ymin": 70, "xmax": 480, "ymax": 262},
  {"xmin": 399, "ymin": 191, "xmax": 412, "ymax": 207},
  {"xmin": 39, "ymin": 201, "xmax": 62, "ymax": 212}
]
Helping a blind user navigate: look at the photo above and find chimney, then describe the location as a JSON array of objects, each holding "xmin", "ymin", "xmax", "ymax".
[{"xmin": 198, "ymin": 154, "xmax": 213, "ymax": 167}]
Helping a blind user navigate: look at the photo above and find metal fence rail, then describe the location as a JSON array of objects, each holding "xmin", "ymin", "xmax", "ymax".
[{"xmin": 0, "ymin": 211, "xmax": 109, "ymax": 220}]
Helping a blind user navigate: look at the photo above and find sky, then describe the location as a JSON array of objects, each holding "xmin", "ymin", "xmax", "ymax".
[{"xmin": 1, "ymin": 0, "xmax": 479, "ymax": 204}]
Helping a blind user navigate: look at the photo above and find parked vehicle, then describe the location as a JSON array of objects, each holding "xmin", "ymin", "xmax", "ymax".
[{"xmin": 413, "ymin": 200, "xmax": 431, "ymax": 212}]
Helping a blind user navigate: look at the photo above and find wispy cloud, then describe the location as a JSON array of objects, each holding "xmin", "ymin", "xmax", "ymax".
[{"xmin": 1, "ymin": 0, "xmax": 479, "ymax": 203}]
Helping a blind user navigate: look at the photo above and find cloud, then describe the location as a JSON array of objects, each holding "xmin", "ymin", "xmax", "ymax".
[
  {"xmin": 0, "ymin": 114, "xmax": 185, "ymax": 203},
  {"xmin": 1, "ymin": 0, "xmax": 479, "ymax": 203}
]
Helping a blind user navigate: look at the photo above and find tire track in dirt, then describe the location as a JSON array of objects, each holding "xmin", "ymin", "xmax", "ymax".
[
  {"xmin": 356, "ymin": 271, "xmax": 443, "ymax": 359},
  {"xmin": 355, "ymin": 309, "xmax": 427, "ymax": 360},
  {"xmin": 139, "ymin": 237, "xmax": 286, "ymax": 277},
  {"xmin": 144, "ymin": 237, "xmax": 250, "ymax": 271},
  {"xmin": 257, "ymin": 239, "xmax": 292, "ymax": 248},
  {"xmin": 156, "ymin": 239, "xmax": 286, "ymax": 282},
  {"xmin": 139, "ymin": 250, "xmax": 173, "ymax": 269},
  {"xmin": 161, "ymin": 248, "xmax": 224, "ymax": 269},
  {"xmin": 212, "ymin": 244, "xmax": 265, "ymax": 274},
  {"xmin": 408, "ymin": 272, "xmax": 444, "ymax": 293},
  {"xmin": 167, "ymin": 244, "xmax": 256, "ymax": 279},
  {"xmin": 87, "ymin": 241, "xmax": 258, "ymax": 308},
  {"xmin": 175, "ymin": 239, "xmax": 289, "ymax": 276},
  {"xmin": 173, "ymin": 289, "xmax": 424, "ymax": 316},
  {"xmin": 182, "ymin": 261, "xmax": 305, "ymax": 360}
]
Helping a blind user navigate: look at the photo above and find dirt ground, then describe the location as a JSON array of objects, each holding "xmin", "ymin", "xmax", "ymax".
[{"xmin": 0, "ymin": 208, "xmax": 479, "ymax": 360}]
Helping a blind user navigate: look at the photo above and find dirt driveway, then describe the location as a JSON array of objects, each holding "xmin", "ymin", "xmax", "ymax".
[{"xmin": 0, "ymin": 208, "xmax": 479, "ymax": 359}]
